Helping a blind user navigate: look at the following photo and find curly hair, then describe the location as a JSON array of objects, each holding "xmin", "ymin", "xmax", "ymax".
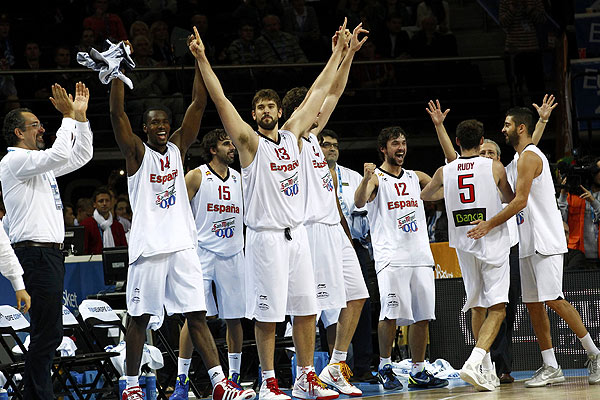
[
  {"xmin": 282, "ymin": 87, "xmax": 308, "ymax": 120},
  {"xmin": 377, "ymin": 126, "xmax": 407, "ymax": 161},
  {"xmin": 456, "ymin": 119, "xmax": 484, "ymax": 151},
  {"xmin": 251, "ymin": 89, "xmax": 281, "ymax": 111},
  {"xmin": 3, "ymin": 108, "xmax": 31, "ymax": 147},
  {"xmin": 200, "ymin": 128, "xmax": 229, "ymax": 162}
]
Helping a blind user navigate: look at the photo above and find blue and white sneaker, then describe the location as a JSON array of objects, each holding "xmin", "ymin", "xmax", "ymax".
[
  {"xmin": 377, "ymin": 364, "xmax": 403, "ymax": 390},
  {"xmin": 170, "ymin": 374, "xmax": 190, "ymax": 399},
  {"xmin": 408, "ymin": 368, "xmax": 449, "ymax": 389},
  {"xmin": 230, "ymin": 372, "xmax": 241, "ymax": 386}
]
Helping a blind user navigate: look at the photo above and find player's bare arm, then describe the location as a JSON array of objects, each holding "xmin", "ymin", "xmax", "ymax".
[
  {"xmin": 282, "ymin": 21, "xmax": 347, "ymax": 139},
  {"xmin": 492, "ymin": 159, "xmax": 514, "ymax": 203},
  {"xmin": 355, "ymin": 162, "xmax": 378, "ymax": 207},
  {"xmin": 185, "ymin": 168, "xmax": 203, "ymax": 201},
  {"xmin": 532, "ymin": 93, "xmax": 557, "ymax": 145},
  {"xmin": 170, "ymin": 37, "xmax": 208, "ymax": 158},
  {"xmin": 190, "ymin": 26, "xmax": 258, "ymax": 168},
  {"xmin": 420, "ymin": 166, "xmax": 444, "ymax": 202},
  {"xmin": 311, "ymin": 23, "xmax": 368, "ymax": 135},
  {"xmin": 467, "ymin": 151, "xmax": 541, "ymax": 239},
  {"xmin": 426, "ymin": 99, "xmax": 456, "ymax": 162},
  {"xmin": 109, "ymin": 67, "xmax": 145, "ymax": 175}
]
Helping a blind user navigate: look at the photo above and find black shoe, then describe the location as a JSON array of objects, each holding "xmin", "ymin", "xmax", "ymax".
[{"xmin": 350, "ymin": 370, "xmax": 378, "ymax": 384}]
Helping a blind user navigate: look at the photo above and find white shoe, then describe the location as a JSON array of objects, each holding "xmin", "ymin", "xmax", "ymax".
[
  {"xmin": 587, "ymin": 353, "xmax": 600, "ymax": 385},
  {"xmin": 318, "ymin": 362, "xmax": 362, "ymax": 396},
  {"xmin": 259, "ymin": 378, "xmax": 291, "ymax": 400},
  {"xmin": 292, "ymin": 371, "xmax": 339, "ymax": 400},
  {"xmin": 459, "ymin": 361, "xmax": 495, "ymax": 391},
  {"xmin": 213, "ymin": 379, "xmax": 256, "ymax": 400},
  {"xmin": 524, "ymin": 364, "xmax": 565, "ymax": 388},
  {"xmin": 483, "ymin": 369, "xmax": 500, "ymax": 388}
]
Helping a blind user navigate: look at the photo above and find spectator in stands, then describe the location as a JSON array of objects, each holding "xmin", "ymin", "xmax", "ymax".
[
  {"xmin": 375, "ymin": 12, "xmax": 411, "ymax": 59},
  {"xmin": 499, "ymin": 0, "xmax": 546, "ymax": 103},
  {"xmin": 74, "ymin": 28, "xmax": 97, "ymax": 55},
  {"xmin": 75, "ymin": 197, "xmax": 94, "ymax": 226},
  {"xmin": 383, "ymin": 0, "xmax": 412, "ymax": 28},
  {"xmin": 190, "ymin": 14, "xmax": 218, "ymax": 62},
  {"xmin": 416, "ymin": 0, "xmax": 450, "ymax": 33},
  {"xmin": 52, "ymin": 45, "xmax": 83, "ymax": 91},
  {"xmin": 0, "ymin": 14, "xmax": 15, "ymax": 68},
  {"xmin": 409, "ymin": 16, "xmax": 457, "ymax": 57},
  {"xmin": 151, "ymin": 20, "xmax": 175, "ymax": 66},
  {"xmin": 425, "ymin": 200, "xmax": 448, "ymax": 242},
  {"xmin": 233, "ymin": 0, "xmax": 284, "ymax": 30},
  {"xmin": 361, "ymin": 0, "xmax": 386, "ymax": 37},
  {"xmin": 350, "ymin": 41, "xmax": 395, "ymax": 99},
  {"xmin": 558, "ymin": 158, "xmax": 600, "ymax": 269},
  {"xmin": 15, "ymin": 41, "xmax": 51, "ymax": 107},
  {"xmin": 114, "ymin": 197, "xmax": 132, "ymax": 236},
  {"xmin": 256, "ymin": 14, "xmax": 308, "ymax": 64},
  {"xmin": 0, "ymin": 56, "xmax": 18, "ymax": 115},
  {"xmin": 282, "ymin": 0, "xmax": 323, "ymax": 61},
  {"xmin": 81, "ymin": 186, "xmax": 127, "ymax": 255},
  {"xmin": 63, "ymin": 203, "xmax": 76, "ymax": 227},
  {"xmin": 129, "ymin": 20, "xmax": 151, "ymax": 42},
  {"xmin": 83, "ymin": 0, "xmax": 128, "ymax": 47},
  {"xmin": 335, "ymin": 0, "xmax": 365, "ymax": 30},
  {"xmin": 227, "ymin": 22, "xmax": 260, "ymax": 65}
]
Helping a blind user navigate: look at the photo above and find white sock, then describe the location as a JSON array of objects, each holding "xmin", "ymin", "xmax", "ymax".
[
  {"xmin": 379, "ymin": 357, "xmax": 392, "ymax": 370},
  {"xmin": 482, "ymin": 352, "xmax": 493, "ymax": 371},
  {"xmin": 178, "ymin": 357, "xmax": 191, "ymax": 377},
  {"xmin": 411, "ymin": 361, "xmax": 426, "ymax": 375},
  {"xmin": 262, "ymin": 369, "xmax": 275, "ymax": 382},
  {"xmin": 126, "ymin": 375, "xmax": 139, "ymax": 389},
  {"xmin": 466, "ymin": 347, "xmax": 486, "ymax": 365},
  {"xmin": 541, "ymin": 348, "xmax": 559, "ymax": 369},
  {"xmin": 229, "ymin": 352, "xmax": 242, "ymax": 375},
  {"xmin": 208, "ymin": 365, "xmax": 226, "ymax": 387},
  {"xmin": 579, "ymin": 333, "xmax": 600, "ymax": 356},
  {"xmin": 330, "ymin": 349, "xmax": 347, "ymax": 364}
]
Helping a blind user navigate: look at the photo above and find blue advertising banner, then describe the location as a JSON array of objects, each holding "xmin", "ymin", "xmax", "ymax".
[
  {"xmin": 575, "ymin": 12, "xmax": 600, "ymax": 58},
  {"xmin": 571, "ymin": 58, "xmax": 600, "ymax": 130}
]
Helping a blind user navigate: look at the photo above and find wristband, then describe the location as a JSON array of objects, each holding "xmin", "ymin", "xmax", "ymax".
[{"xmin": 539, "ymin": 118, "xmax": 548, "ymax": 123}]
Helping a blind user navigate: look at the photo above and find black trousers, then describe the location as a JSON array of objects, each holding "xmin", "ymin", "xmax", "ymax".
[
  {"xmin": 491, "ymin": 244, "xmax": 521, "ymax": 375},
  {"xmin": 15, "ymin": 246, "xmax": 64, "ymax": 400}
]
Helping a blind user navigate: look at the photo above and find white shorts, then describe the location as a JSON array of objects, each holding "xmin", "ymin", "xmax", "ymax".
[
  {"xmin": 245, "ymin": 225, "xmax": 317, "ymax": 322},
  {"xmin": 127, "ymin": 248, "xmax": 207, "ymax": 329},
  {"xmin": 377, "ymin": 266, "xmax": 435, "ymax": 326},
  {"xmin": 456, "ymin": 249, "xmax": 509, "ymax": 312},
  {"xmin": 197, "ymin": 246, "xmax": 245, "ymax": 319},
  {"xmin": 319, "ymin": 309, "xmax": 341, "ymax": 329},
  {"xmin": 520, "ymin": 253, "xmax": 564, "ymax": 303}
]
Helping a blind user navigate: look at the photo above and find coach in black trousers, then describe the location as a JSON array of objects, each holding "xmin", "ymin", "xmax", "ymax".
[{"xmin": 0, "ymin": 82, "xmax": 92, "ymax": 399}]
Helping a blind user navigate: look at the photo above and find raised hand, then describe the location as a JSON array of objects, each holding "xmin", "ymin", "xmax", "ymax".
[
  {"xmin": 189, "ymin": 26, "xmax": 206, "ymax": 59},
  {"xmin": 349, "ymin": 23, "xmax": 369, "ymax": 53},
  {"xmin": 364, "ymin": 162, "xmax": 376, "ymax": 180},
  {"xmin": 49, "ymin": 83, "xmax": 74, "ymax": 119},
  {"xmin": 73, "ymin": 82, "xmax": 90, "ymax": 122},
  {"xmin": 426, "ymin": 99, "xmax": 450, "ymax": 127},
  {"xmin": 533, "ymin": 94, "xmax": 558, "ymax": 121},
  {"xmin": 333, "ymin": 18, "xmax": 348, "ymax": 54}
]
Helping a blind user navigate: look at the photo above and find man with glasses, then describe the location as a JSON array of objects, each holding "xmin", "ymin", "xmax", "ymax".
[{"xmin": 0, "ymin": 82, "xmax": 93, "ymax": 399}]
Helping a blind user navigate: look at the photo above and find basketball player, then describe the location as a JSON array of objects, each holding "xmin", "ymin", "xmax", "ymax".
[
  {"xmin": 354, "ymin": 127, "xmax": 449, "ymax": 390},
  {"xmin": 467, "ymin": 107, "xmax": 600, "ymax": 387},
  {"xmin": 169, "ymin": 129, "xmax": 246, "ymax": 399},
  {"xmin": 420, "ymin": 119, "xmax": 514, "ymax": 391},
  {"xmin": 191, "ymin": 22, "xmax": 350, "ymax": 400},
  {"xmin": 280, "ymin": 23, "xmax": 370, "ymax": 397},
  {"xmin": 110, "ymin": 39, "xmax": 255, "ymax": 400},
  {"xmin": 425, "ymin": 96, "xmax": 557, "ymax": 384}
]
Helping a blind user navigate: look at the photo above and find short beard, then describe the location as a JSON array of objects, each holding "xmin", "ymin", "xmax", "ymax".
[
  {"xmin": 36, "ymin": 141, "xmax": 45, "ymax": 150},
  {"xmin": 257, "ymin": 117, "xmax": 277, "ymax": 130},
  {"xmin": 217, "ymin": 153, "xmax": 234, "ymax": 165}
]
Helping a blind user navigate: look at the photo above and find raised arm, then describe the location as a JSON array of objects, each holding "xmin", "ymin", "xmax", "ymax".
[
  {"xmin": 282, "ymin": 21, "xmax": 347, "ymax": 138},
  {"xmin": 190, "ymin": 27, "xmax": 257, "ymax": 168},
  {"xmin": 170, "ymin": 38, "xmax": 209, "ymax": 156},
  {"xmin": 420, "ymin": 166, "xmax": 444, "ymax": 201},
  {"xmin": 426, "ymin": 99, "xmax": 456, "ymax": 162},
  {"xmin": 109, "ymin": 75, "xmax": 145, "ymax": 175},
  {"xmin": 532, "ymin": 93, "xmax": 557, "ymax": 145},
  {"xmin": 312, "ymin": 23, "xmax": 368, "ymax": 135},
  {"xmin": 185, "ymin": 168, "xmax": 202, "ymax": 201},
  {"xmin": 354, "ymin": 162, "xmax": 378, "ymax": 208}
]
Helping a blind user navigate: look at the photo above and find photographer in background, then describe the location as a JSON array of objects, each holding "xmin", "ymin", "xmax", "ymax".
[{"xmin": 558, "ymin": 157, "xmax": 600, "ymax": 268}]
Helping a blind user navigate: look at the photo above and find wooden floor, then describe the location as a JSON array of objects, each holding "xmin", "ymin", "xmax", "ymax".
[{"xmin": 327, "ymin": 370, "xmax": 600, "ymax": 400}]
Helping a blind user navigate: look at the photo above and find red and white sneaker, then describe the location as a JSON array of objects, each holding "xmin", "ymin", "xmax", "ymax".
[
  {"xmin": 292, "ymin": 371, "xmax": 339, "ymax": 400},
  {"xmin": 213, "ymin": 379, "xmax": 257, "ymax": 400},
  {"xmin": 122, "ymin": 386, "xmax": 144, "ymax": 399},
  {"xmin": 319, "ymin": 362, "xmax": 362, "ymax": 396},
  {"xmin": 259, "ymin": 377, "xmax": 291, "ymax": 400}
]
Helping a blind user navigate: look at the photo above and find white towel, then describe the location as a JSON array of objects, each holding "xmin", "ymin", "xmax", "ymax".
[{"xmin": 77, "ymin": 40, "xmax": 136, "ymax": 89}]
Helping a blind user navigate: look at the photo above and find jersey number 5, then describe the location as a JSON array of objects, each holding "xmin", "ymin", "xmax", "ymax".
[
  {"xmin": 218, "ymin": 186, "xmax": 231, "ymax": 200},
  {"xmin": 458, "ymin": 174, "xmax": 475, "ymax": 203}
]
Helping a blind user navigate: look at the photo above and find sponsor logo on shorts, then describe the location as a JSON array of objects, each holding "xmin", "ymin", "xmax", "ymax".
[
  {"xmin": 258, "ymin": 303, "xmax": 269, "ymax": 310},
  {"xmin": 259, "ymin": 295, "xmax": 268, "ymax": 300},
  {"xmin": 452, "ymin": 208, "xmax": 486, "ymax": 227},
  {"xmin": 387, "ymin": 300, "xmax": 399, "ymax": 308},
  {"xmin": 317, "ymin": 283, "xmax": 327, "ymax": 289},
  {"xmin": 317, "ymin": 291, "xmax": 329, "ymax": 299},
  {"xmin": 132, "ymin": 287, "xmax": 141, "ymax": 304}
]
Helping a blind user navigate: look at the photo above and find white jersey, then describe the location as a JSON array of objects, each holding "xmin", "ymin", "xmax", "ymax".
[
  {"xmin": 300, "ymin": 134, "xmax": 339, "ymax": 225},
  {"xmin": 190, "ymin": 164, "xmax": 244, "ymax": 257},
  {"xmin": 128, "ymin": 143, "xmax": 197, "ymax": 263},
  {"xmin": 505, "ymin": 155, "xmax": 519, "ymax": 247},
  {"xmin": 443, "ymin": 156, "xmax": 510, "ymax": 265},
  {"xmin": 517, "ymin": 145, "xmax": 567, "ymax": 257},
  {"xmin": 242, "ymin": 130, "xmax": 304, "ymax": 230},
  {"xmin": 366, "ymin": 168, "xmax": 434, "ymax": 272}
]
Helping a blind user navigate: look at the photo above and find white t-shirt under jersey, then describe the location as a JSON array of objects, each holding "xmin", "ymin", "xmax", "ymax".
[
  {"xmin": 190, "ymin": 164, "xmax": 244, "ymax": 257},
  {"xmin": 366, "ymin": 168, "xmax": 434, "ymax": 273},
  {"xmin": 300, "ymin": 133, "xmax": 339, "ymax": 225},
  {"xmin": 127, "ymin": 142, "xmax": 197, "ymax": 263},
  {"xmin": 443, "ymin": 156, "xmax": 510, "ymax": 265},
  {"xmin": 518, "ymin": 145, "xmax": 567, "ymax": 257},
  {"xmin": 242, "ymin": 130, "xmax": 304, "ymax": 230}
]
